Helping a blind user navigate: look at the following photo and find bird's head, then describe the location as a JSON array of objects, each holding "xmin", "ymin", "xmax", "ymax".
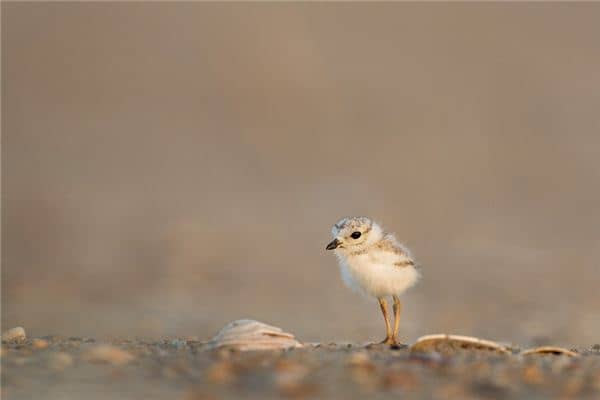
[{"xmin": 326, "ymin": 216, "xmax": 383, "ymax": 254}]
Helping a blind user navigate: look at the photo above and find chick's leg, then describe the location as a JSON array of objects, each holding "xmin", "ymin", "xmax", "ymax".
[
  {"xmin": 378, "ymin": 297, "xmax": 394, "ymax": 344},
  {"xmin": 392, "ymin": 295, "xmax": 402, "ymax": 344}
]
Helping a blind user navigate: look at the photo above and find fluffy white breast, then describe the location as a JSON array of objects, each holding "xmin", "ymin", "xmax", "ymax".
[{"xmin": 337, "ymin": 251, "xmax": 420, "ymax": 298}]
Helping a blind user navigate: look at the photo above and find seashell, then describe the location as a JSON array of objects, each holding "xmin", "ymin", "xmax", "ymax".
[
  {"xmin": 410, "ymin": 334, "xmax": 510, "ymax": 354},
  {"xmin": 2, "ymin": 327, "xmax": 26, "ymax": 342},
  {"xmin": 521, "ymin": 346, "xmax": 578, "ymax": 357},
  {"xmin": 207, "ymin": 319, "xmax": 303, "ymax": 351}
]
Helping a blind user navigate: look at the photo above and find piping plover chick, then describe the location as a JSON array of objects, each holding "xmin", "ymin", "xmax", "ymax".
[{"xmin": 326, "ymin": 216, "xmax": 420, "ymax": 346}]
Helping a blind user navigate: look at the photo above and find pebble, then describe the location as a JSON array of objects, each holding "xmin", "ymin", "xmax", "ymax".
[
  {"xmin": 182, "ymin": 389, "xmax": 218, "ymax": 400},
  {"xmin": 32, "ymin": 338, "xmax": 49, "ymax": 350},
  {"xmin": 592, "ymin": 372, "xmax": 600, "ymax": 390},
  {"xmin": 48, "ymin": 352, "xmax": 74, "ymax": 370},
  {"xmin": 275, "ymin": 360, "xmax": 314, "ymax": 397},
  {"xmin": 2, "ymin": 327, "xmax": 26, "ymax": 342},
  {"xmin": 206, "ymin": 360, "xmax": 236, "ymax": 384},
  {"xmin": 562, "ymin": 375, "xmax": 585, "ymax": 397},
  {"xmin": 82, "ymin": 344, "xmax": 134, "ymax": 366},
  {"xmin": 347, "ymin": 352, "xmax": 378, "ymax": 390},
  {"xmin": 383, "ymin": 369, "xmax": 420, "ymax": 391},
  {"xmin": 522, "ymin": 364, "xmax": 544, "ymax": 385},
  {"xmin": 162, "ymin": 365, "xmax": 180, "ymax": 380},
  {"xmin": 409, "ymin": 351, "xmax": 444, "ymax": 366},
  {"xmin": 346, "ymin": 351, "xmax": 373, "ymax": 368},
  {"xmin": 12, "ymin": 357, "xmax": 29, "ymax": 367},
  {"xmin": 350, "ymin": 365, "xmax": 378, "ymax": 390},
  {"xmin": 0, "ymin": 333, "xmax": 598, "ymax": 399},
  {"xmin": 170, "ymin": 339, "xmax": 186, "ymax": 349}
]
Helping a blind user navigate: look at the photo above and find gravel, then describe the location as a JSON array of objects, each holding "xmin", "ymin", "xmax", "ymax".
[{"xmin": 2, "ymin": 336, "xmax": 600, "ymax": 400}]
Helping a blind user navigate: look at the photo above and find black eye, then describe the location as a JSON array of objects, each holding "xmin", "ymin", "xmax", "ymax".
[{"xmin": 350, "ymin": 231, "xmax": 361, "ymax": 239}]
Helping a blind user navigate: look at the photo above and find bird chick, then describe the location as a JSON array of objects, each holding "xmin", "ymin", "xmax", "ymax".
[{"xmin": 326, "ymin": 216, "xmax": 420, "ymax": 346}]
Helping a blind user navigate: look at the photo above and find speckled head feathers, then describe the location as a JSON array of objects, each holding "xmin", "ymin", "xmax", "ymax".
[
  {"xmin": 331, "ymin": 216, "xmax": 373, "ymax": 237},
  {"xmin": 326, "ymin": 216, "xmax": 384, "ymax": 252}
]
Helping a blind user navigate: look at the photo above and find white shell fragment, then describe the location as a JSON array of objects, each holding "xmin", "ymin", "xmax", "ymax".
[
  {"xmin": 411, "ymin": 334, "xmax": 510, "ymax": 354},
  {"xmin": 521, "ymin": 346, "xmax": 579, "ymax": 357},
  {"xmin": 2, "ymin": 327, "xmax": 26, "ymax": 342},
  {"xmin": 207, "ymin": 319, "xmax": 303, "ymax": 351}
]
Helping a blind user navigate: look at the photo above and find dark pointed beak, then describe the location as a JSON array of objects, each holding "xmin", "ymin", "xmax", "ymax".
[{"xmin": 326, "ymin": 238, "xmax": 341, "ymax": 250}]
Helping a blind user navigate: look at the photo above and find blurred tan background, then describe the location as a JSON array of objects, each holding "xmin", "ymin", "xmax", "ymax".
[{"xmin": 3, "ymin": 3, "xmax": 600, "ymax": 347}]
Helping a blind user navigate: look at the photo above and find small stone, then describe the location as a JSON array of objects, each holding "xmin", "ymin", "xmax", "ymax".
[
  {"xmin": 83, "ymin": 344, "xmax": 134, "ymax": 366},
  {"xmin": 433, "ymin": 383, "xmax": 468, "ymax": 398},
  {"xmin": 12, "ymin": 357, "xmax": 29, "ymax": 366},
  {"xmin": 275, "ymin": 360, "xmax": 314, "ymax": 397},
  {"xmin": 409, "ymin": 350, "xmax": 443, "ymax": 364},
  {"xmin": 346, "ymin": 351, "xmax": 374, "ymax": 368},
  {"xmin": 348, "ymin": 353, "xmax": 378, "ymax": 390},
  {"xmin": 275, "ymin": 359, "xmax": 309, "ymax": 377},
  {"xmin": 2, "ymin": 327, "xmax": 26, "ymax": 342},
  {"xmin": 182, "ymin": 390, "xmax": 218, "ymax": 400},
  {"xmin": 383, "ymin": 369, "xmax": 419, "ymax": 391},
  {"xmin": 350, "ymin": 366, "xmax": 378, "ymax": 390},
  {"xmin": 470, "ymin": 380, "xmax": 510, "ymax": 398},
  {"xmin": 31, "ymin": 338, "xmax": 49, "ymax": 350},
  {"xmin": 48, "ymin": 352, "xmax": 74, "ymax": 370},
  {"xmin": 170, "ymin": 339, "xmax": 186, "ymax": 349},
  {"xmin": 591, "ymin": 372, "xmax": 600, "ymax": 390},
  {"xmin": 278, "ymin": 381, "xmax": 318, "ymax": 398},
  {"xmin": 206, "ymin": 360, "xmax": 236, "ymax": 384},
  {"xmin": 162, "ymin": 365, "xmax": 180, "ymax": 380},
  {"xmin": 562, "ymin": 376, "xmax": 585, "ymax": 397},
  {"xmin": 522, "ymin": 365, "xmax": 544, "ymax": 385},
  {"xmin": 155, "ymin": 348, "xmax": 169, "ymax": 358}
]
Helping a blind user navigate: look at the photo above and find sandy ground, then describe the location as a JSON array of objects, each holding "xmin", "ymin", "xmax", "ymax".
[{"xmin": 2, "ymin": 334, "xmax": 600, "ymax": 400}]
